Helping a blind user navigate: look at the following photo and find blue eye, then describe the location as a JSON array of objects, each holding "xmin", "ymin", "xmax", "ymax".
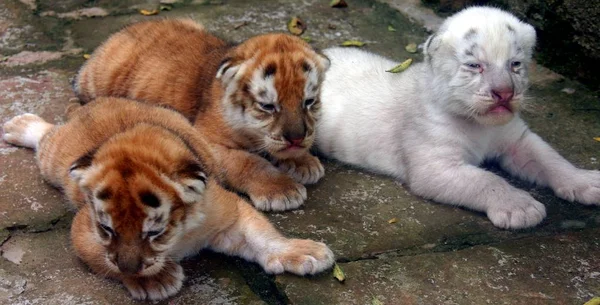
[
  {"xmin": 466, "ymin": 63, "xmax": 481, "ymax": 69},
  {"xmin": 511, "ymin": 61, "xmax": 522, "ymax": 68}
]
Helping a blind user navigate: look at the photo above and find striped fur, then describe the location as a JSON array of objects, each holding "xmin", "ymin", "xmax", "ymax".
[
  {"xmin": 2, "ymin": 97, "xmax": 335, "ymax": 301},
  {"xmin": 74, "ymin": 19, "xmax": 330, "ymax": 211}
]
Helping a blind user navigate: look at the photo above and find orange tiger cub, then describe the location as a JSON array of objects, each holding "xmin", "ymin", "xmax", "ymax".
[
  {"xmin": 2, "ymin": 97, "xmax": 334, "ymax": 301},
  {"xmin": 74, "ymin": 19, "xmax": 330, "ymax": 212}
]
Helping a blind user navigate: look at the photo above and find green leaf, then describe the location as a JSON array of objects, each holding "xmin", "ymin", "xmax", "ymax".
[{"xmin": 386, "ymin": 58, "xmax": 413, "ymax": 73}]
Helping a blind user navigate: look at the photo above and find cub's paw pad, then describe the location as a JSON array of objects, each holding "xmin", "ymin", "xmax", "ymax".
[
  {"xmin": 2, "ymin": 113, "xmax": 51, "ymax": 148},
  {"xmin": 250, "ymin": 181, "xmax": 307, "ymax": 212},
  {"xmin": 275, "ymin": 155, "xmax": 325, "ymax": 185},
  {"xmin": 487, "ymin": 194, "xmax": 546, "ymax": 229},
  {"xmin": 122, "ymin": 262, "xmax": 184, "ymax": 301},
  {"xmin": 264, "ymin": 239, "xmax": 335, "ymax": 275},
  {"xmin": 555, "ymin": 170, "xmax": 600, "ymax": 205}
]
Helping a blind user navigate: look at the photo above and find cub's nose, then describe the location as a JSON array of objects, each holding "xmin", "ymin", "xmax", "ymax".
[
  {"xmin": 116, "ymin": 253, "xmax": 143, "ymax": 274},
  {"xmin": 491, "ymin": 88, "xmax": 514, "ymax": 105}
]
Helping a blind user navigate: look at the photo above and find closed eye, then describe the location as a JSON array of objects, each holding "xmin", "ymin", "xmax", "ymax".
[
  {"xmin": 304, "ymin": 98, "xmax": 317, "ymax": 108},
  {"xmin": 257, "ymin": 102, "xmax": 276, "ymax": 113},
  {"xmin": 146, "ymin": 229, "xmax": 164, "ymax": 239},
  {"xmin": 99, "ymin": 223, "xmax": 115, "ymax": 237}
]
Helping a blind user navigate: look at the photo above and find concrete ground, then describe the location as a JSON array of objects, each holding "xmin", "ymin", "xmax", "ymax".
[{"xmin": 1, "ymin": 0, "xmax": 599, "ymax": 304}]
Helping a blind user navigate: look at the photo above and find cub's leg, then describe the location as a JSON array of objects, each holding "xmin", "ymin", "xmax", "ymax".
[
  {"xmin": 212, "ymin": 144, "xmax": 307, "ymax": 211},
  {"xmin": 209, "ymin": 190, "xmax": 334, "ymax": 275},
  {"xmin": 2, "ymin": 113, "xmax": 54, "ymax": 149},
  {"xmin": 71, "ymin": 207, "xmax": 184, "ymax": 301},
  {"xmin": 500, "ymin": 132, "xmax": 600, "ymax": 205},
  {"xmin": 272, "ymin": 152, "xmax": 325, "ymax": 185},
  {"xmin": 407, "ymin": 154, "xmax": 546, "ymax": 229}
]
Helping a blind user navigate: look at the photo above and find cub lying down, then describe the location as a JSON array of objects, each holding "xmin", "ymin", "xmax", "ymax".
[
  {"xmin": 316, "ymin": 7, "xmax": 600, "ymax": 229},
  {"xmin": 2, "ymin": 97, "xmax": 334, "ymax": 301}
]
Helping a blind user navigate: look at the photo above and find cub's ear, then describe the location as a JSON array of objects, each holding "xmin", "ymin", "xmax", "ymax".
[
  {"xmin": 176, "ymin": 161, "xmax": 208, "ymax": 204},
  {"xmin": 423, "ymin": 34, "xmax": 441, "ymax": 60},
  {"xmin": 69, "ymin": 151, "xmax": 95, "ymax": 182},
  {"xmin": 315, "ymin": 51, "xmax": 330, "ymax": 71},
  {"xmin": 520, "ymin": 23, "xmax": 537, "ymax": 57},
  {"xmin": 216, "ymin": 57, "xmax": 246, "ymax": 87}
]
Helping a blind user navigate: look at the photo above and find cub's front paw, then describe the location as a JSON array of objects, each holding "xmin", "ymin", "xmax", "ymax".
[
  {"xmin": 487, "ymin": 191, "xmax": 546, "ymax": 229},
  {"xmin": 274, "ymin": 154, "xmax": 325, "ymax": 185},
  {"xmin": 248, "ymin": 177, "xmax": 307, "ymax": 211},
  {"xmin": 2, "ymin": 113, "xmax": 52, "ymax": 148},
  {"xmin": 554, "ymin": 170, "xmax": 600, "ymax": 205},
  {"xmin": 121, "ymin": 262, "xmax": 184, "ymax": 301},
  {"xmin": 263, "ymin": 239, "xmax": 335, "ymax": 275}
]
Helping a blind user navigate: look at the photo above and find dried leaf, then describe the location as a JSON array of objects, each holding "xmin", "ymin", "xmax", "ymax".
[
  {"xmin": 332, "ymin": 263, "xmax": 345, "ymax": 282},
  {"xmin": 287, "ymin": 17, "xmax": 306, "ymax": 36},
  {"xmin": 341, "ymin": 40, "xmax": 365, "ymax": 47},
  {"xmin": 593, "ymin": 137, "xmax": 600, "ymax": 142},
  {"xmin": 387, "ymin": 25, "xmax": 396, "ymax": 32},
  {"xmin": 330, "ymin": 0, "xmax": 348, "ymax": 8},
  {"xmin": 388, "ymin": 217, "xmax": 397, "ymax": 224},
  {"xmin": 234, "ymin": 21, "xmax": 249, "ymax": 30},
  {"xmin": 302, "ymin": 36, "xmax": 313, "ymax": 43},
  {"xmin": 386, "ymin": 58, "xmax": 412, "ymax": 73},
  {"xmin": 139, "ymin": 9, "xmax": 159, "ymax": 16},
  {"xmin": 159, "ymin": 4, "xmax": 172, "ymax": 11},
  {"xmin": 405, "ymin": 43, "xmax": 418, "ymax": 53},
  {"xmin": 83, "ymin": 54, "xmax": 91, "ymax": 59},
  {"xmin": 372, "ymin": 297, "xmax": 384, "ymax": 305},
  {"xmin": 584, "ymin": 297, "xmax": 600, "ymax": 305},
  {"xmin": 0, "ymin": 56, "xmax": 9, "ymax": 62}
]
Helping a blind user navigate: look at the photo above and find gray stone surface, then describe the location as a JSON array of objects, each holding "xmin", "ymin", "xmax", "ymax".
[{"xmin": 0, "ymin": 0, "xmax": 599, "ymax": 304}]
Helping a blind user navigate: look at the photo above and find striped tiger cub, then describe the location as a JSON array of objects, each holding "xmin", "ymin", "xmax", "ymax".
[
  {"xmin": 74, "ymin": 19, "xmax": 330, "ymax": 211},
  {"xmin": 2, "ymin": 97, "xmax": 334, "ymax": 301}
]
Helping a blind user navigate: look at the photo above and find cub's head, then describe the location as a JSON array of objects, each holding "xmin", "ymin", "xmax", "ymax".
[
  {"xmin": 216, "ymin": 34, "xmax": 330, "ymax": 159},
  {"xmin": 70, "ymin": 147, "xmax": 207, "ymax": 277},
  {"xmin": 424, "ymin": 7, "xmax": 536, "ymax": 125}
]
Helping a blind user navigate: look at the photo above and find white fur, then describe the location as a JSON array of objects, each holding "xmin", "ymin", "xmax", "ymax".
[
  {"xmin": 2, "ymin": 113, "xmax": 52, "ymax": 149},
  {"xmin": 316, "ymin": 7, "xmax": 600, "ymax": 229}
]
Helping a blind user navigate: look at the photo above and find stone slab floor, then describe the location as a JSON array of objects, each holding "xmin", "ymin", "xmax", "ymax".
[{"xmin": 0, "ymin": 0, "xmax": 599, "ymax": 304}]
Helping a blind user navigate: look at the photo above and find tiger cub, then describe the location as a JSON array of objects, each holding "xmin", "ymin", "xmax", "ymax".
[
  {"xmin": 2, "ymin": 97, "xmax": 334, "ymax": 301},
  {"xmin": 73, "ymin": 19, "xmax": 330, "ymax": 212}
]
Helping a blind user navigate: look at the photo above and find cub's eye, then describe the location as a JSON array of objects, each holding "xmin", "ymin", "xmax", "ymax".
[
  {"xmin": 304, "ymin": 98, "xmax": 317, "ymax": 108},
  {"xmin": 146, "ymin": 230, "xmax": 164, "ymax": 239},
  {"xmin": 99, "ymin": 224, "xmax": 115, "ymax": 237},
  {"xmin": 257, "ymin": 102, "xmax": 276, "ymax": 113},
  {"xmin": 511, "ymin": 61, "xmax": 521, "ymax": 68},
  {"xmin": 466, "ymin": 63, "xmax": 481, "ymax": 70}
]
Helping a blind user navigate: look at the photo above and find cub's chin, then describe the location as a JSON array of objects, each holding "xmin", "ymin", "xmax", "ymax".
[{"xmin": 471, "ymin": 99, "xmax": 520, "ymax": 126}]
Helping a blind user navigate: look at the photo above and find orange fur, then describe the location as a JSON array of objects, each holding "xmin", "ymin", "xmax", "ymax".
[
  {"xmin": 2, "ymin": 97, "xmax": 334, "ymax": 301},
  {"xmin": 74, "ymin": 19, "xmax": 330, "ymax": 211}
]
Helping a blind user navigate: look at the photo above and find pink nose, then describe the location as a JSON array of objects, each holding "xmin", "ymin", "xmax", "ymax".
[
  {"xmin": 289, "ymin": 138, "xmax": 304, "ymax": 146},
  {"xmin": 491, "ymin": 88, "xmax": 514, "ymax": 105}
]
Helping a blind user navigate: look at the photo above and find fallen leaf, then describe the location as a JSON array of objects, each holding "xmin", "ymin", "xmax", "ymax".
[
  {"xmin": 0, "ymin": 56, "xmax": 9, "ymax": 62},
  {"xmin": 341, "ymin": 40, "xmax": 365, "ymax": 47},
  {"xmin": 593, "ymin": 137, "xmax": 600, "ymax": 142},
  {"xmin": 1, "ymin": 243, "xmax": 25, "ymax": 265},
  {"xmin": 330, "ymin": 0, "xmax": 348, "ymax": 8},
  {"xmin": 159, "ymin": 4, "xmax": 172, "ymax": 11},
  {"xmin": 234, "ymin": 21, "xmax": 249, "ymax": 30},
  {"xmin": 332, "ymin": 263, "xmax": 345, "ymax": 282},
  {"xmin": 372, "ymin": 296, "xmax": 384, "ymax": 305},
  {"xmin": 83, "ymin": 54, "xmax": 91, "ymax": 59},
  {"xmin": 584, "ymin": 297, "xmax": 600, "ymax": 305},
  {"xmin": 328, "ymin": 24, "xmax": 337, "ymax": 30},
  {"xmin": 388, "ymin": 25, "xmax": 396, "ymax": 32},
  {"xmin": 386, "ymin": 58, "xmax": 412, "ymax": 73},
  {"xmin": 302, "ymin": 36, "xmax": 313, "ymax": 43},
  {"xmin": 405, "ymin": 43, "xmax": 417, "ymax": 53},
  {"xmin": 388, "ymin": 217, "xmax": 397, "ymax": 224},
  {"xmin": 287, "ymin": 17, "xmax": 306, "ymax": 36},
  {"xmin": 139, "ymin": 9, "xmax": 159, "ymax": 16},
  {"xmin": 561, "ymin": 87, "xmax": 575, "ymax": 94}
]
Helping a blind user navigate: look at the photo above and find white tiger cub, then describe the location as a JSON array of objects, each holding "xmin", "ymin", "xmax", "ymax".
[{"xmin": 316, "ymin": 7, "xmax": 600, "ymax": 229}]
